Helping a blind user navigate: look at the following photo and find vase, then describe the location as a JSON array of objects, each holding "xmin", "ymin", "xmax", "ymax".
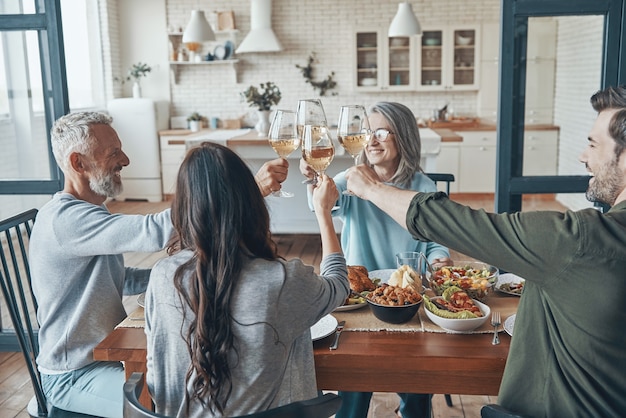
[
  {"xmin": 189, "ymin": 120, "xmax": 201, "ymax": 132},
  {"xmin": 255, "ymin": 110, "xmax": 271, "ymax": 137},
  {"xmin": 132, "ymin": 81, "xmax": 142, "ymax": 98}
]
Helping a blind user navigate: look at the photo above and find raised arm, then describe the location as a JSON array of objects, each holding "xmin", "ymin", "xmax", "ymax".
[
  {"xmin": 345, "ymin": 164, "xmax": 418, "ymax": 229},
  {"xmin": 312, "ymin": 173, "xmax": 342, "ymax": 257}
]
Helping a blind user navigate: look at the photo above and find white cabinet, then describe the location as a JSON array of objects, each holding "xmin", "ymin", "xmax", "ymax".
[
  {"xmin": 458, "ymin": 131, "xmax": 497, "ymax": 193},
  {"xmin": 159, "ymin": 134, "xmax": 187, "ymax": 197},
  {"xmin": 354, "ymin": 30, "xmax": 415, "ymax": 91},
  {"xmin": 417, "ymin": 25, "xmax": 480, "ymax": 91},
  {"xmin": 478, "ymin": 19, "xmax": 556, "ymax": 125},
  {"xmin": 434, "ymin": 142, "xmax": 460, "ymax": 193},
  {"xmin": 523, "ymin": 130, "xmax": 559, "ymax": 175}
]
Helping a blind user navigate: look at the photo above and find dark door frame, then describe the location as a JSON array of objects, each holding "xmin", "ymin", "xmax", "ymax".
[{"xmin": 496, "ymin": 0, "xmax": 626, "ymax": 213}]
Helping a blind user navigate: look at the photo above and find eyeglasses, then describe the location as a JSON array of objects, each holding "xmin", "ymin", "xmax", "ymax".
[{"xmin": 371, "ymin": 128, "xmax": 394, "ymax": 142}]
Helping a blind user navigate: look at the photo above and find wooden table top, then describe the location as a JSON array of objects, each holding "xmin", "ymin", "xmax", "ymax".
[{"xmin": 94, "ymin": 298, "xmax": 516, "ymax": 406}]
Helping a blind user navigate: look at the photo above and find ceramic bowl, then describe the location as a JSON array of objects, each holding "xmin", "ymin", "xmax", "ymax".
[
  {"xmin": 423, "ymin": 296, "xmax": 491, "ymax": 332},
  {"xmin": 456, "ymin": 35, "xmax": 472, "ymax": 45},
  {"xmin": 429, "ymin": 261, "xmax": 499, "ymax": 301},
  {"xmin": 367, "ymin": 299, "xmax": 421, "ymax": 324},
  {"xmin": 360, "ymin": 78, "xmax": 377, "ymax": 86}
]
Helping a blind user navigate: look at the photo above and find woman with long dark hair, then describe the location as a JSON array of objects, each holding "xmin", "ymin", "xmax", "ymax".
[{"xmin": 145, "ymin": 142, "xmax": 348, "ymax": 417}]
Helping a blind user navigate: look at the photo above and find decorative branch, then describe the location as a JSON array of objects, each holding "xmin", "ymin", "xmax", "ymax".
[{"xmin": 295, "ymin": 52, "xmax": 337, "ymax": 96}]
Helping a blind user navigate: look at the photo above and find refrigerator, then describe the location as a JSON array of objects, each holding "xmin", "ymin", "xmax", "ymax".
[{"xmin": 107, "ymin": 98, "xmax": 166, "ymax": 202}]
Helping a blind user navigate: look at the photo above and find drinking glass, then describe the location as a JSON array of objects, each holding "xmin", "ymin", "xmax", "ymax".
[
  {"xmin": 337, "ymin": 105, "xmax": 372, "ymax": 195},
  {"xmin": 337, "ymin": 105, "xmax": 372, "ymax": 166},
  {"xmin": 267, "ymin": 109, "xmax": 300, "ymax": 197},
  {"xmin": 301, "ymin": 124, "xmax": 334, "ymax": 185},
  {"xmin": 296, "ymin": 99, "xmax": 329, "ymax": 184}
]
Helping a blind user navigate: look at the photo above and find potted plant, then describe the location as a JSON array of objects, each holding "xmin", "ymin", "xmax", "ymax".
[
  {"xmin": 117, "ymin": 62, "xmax": 152, "ymax": 98},
  {"xmin": 241, "ymin": 82, "xmax": 281, "ymax": 136},
  {"xmin": 187, "ymin": 112, "xmax": 206, "ymax": 132}
]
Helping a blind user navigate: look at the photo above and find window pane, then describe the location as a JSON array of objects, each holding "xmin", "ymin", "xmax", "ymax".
[{"xmin": 0, "ymin": 1, "xmax": 36, "ymax": 15}]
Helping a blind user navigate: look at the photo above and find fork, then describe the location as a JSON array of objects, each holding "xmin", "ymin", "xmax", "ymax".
[{"xmin": 491, "ymin": 311, "xmax": 501, "ymax": 345}]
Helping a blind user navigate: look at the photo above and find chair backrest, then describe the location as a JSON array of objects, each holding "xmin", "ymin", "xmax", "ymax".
[
  {"xmin": 425, "ymin": 172, "xmax": 455, "ymax": 195},
  {"xmin": 0, "ymin": 209, "xmax": 47, "ymax": 415},
  {"xmin": 123, "ymin": 372, "xmax": 342, "ymax": 418}
]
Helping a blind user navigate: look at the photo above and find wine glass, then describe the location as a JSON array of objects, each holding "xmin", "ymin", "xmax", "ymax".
[
  {"xmin": 296, "ymin": 99, "xmax": 329, "ymax": 184},
  {"xmin": 267, "ymin": 109, "xmax": 300, "ymax": 197},
  {"xmin": 301, "ymin": 124, "xmax": 334, "ymax": 186},
  {"xmin": 337, "ymin": 105, "xmax": 372, "ymax": 165}
]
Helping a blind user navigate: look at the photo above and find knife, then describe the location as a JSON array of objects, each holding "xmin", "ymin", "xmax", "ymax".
[{"xmin": 329, "ymin": 320, "xmax": 346, "ymax": 350}]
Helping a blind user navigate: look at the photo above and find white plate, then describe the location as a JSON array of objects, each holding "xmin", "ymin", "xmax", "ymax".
[
  {"xmin": 213, "ymin": 45, "xmax": 226, "ymax": 60},
  {"xmin": 496, "ymin": 273, "xmax": 525, "ymax": 296},
  {"xmin": 137, "ymin": 293, "xmax": 145, "ymax": 307},
  {"xmin": 310, "ymin": 314, "xmax": 338, "ymax": 341},
  {"xmin": 503, "ymin": 314, "xmax": 516, "ymax": 336}
]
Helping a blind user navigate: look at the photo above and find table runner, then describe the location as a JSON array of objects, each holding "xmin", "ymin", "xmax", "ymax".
[
  {"xmin": 334, "ymin": 293, "xmax": 519, "ymax": 334},
  {"xmin": 116, "ymin": 294, "xmax": 518, "ymax": 334}
]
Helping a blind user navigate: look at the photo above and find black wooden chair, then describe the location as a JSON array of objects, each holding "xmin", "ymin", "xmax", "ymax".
[
  {"xmin": 481, "ymin": 404, "xmax": 529, "ymax": 418},
  {"xmin": 0, "ymin": 209, "xmax": 96, "ymax": 417},
  {"xmin": 425, "ymin": 172, "xmax": 455, "ymax": 195},
  {"xmin": 123, "ymin": 372, "xmax": 342, "ymax": 418}
]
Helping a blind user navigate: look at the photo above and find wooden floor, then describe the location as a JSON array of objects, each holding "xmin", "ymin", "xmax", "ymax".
[{"xmin": 0, "ymin": 194, "xmax": 566, "ymax": 418}]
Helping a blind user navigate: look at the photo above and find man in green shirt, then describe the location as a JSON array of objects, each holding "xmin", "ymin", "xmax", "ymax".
[{"xmin": 344, "ymin": 85, "xmax": 626, "ymax": 417}]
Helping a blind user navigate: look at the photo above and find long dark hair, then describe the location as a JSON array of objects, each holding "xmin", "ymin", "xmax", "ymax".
[{"xmin": 168, "ymin": 142, "xmax": 277, "ymax": 413}]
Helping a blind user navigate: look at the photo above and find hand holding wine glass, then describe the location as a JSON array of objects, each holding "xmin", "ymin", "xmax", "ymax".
[{"xmin": 267, "ymin": 110, "xmax": 300, "ymax": 197}]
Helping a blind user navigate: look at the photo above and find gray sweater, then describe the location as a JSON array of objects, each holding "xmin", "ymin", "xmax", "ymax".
[
  {"xmin": 30, "ymin": 192, "xmax": 172, "ymax": 373},
  {"xmin": 145, "ymin": 251, "xmax": 349, "ymax": 417}
]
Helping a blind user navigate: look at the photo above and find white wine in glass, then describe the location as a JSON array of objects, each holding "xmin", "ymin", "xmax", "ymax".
[
  {"xmin": 267, "ymin": 110, "xmax": 300, "ymax": 198},
  {"xmin": 302, "ymin": 124, "xmax": 334, "ymax": 184},
  {"xmin": 296, "ymin": 99, "xmax": 329, "ymax": 184},
  {"xmin": 337, "ymin": 105, "xmax": 372, "ymax": 165}
]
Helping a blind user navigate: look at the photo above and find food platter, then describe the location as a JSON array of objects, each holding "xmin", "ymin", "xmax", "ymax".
[
  {"xmin": 496, "ymin": 273, "xmax": 525, "ymax": 296},
  {"xmin": 137, "ymin": 293, "xmax": 145, "ymax": 307},
  {"xmin": 310, "ymin": 314, "xmax": 338, "ymax": 341},
  {"xmin": 334, "ymin": 299, "xmax": 367, "ymax": 312},
  {"xmin": 503, "ymin": 314, "xmax": 516, "ymax": 336}
]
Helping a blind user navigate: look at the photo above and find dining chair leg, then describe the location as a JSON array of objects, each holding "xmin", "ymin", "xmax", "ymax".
[{"xmin": 444, "ymin": 394, "xmax": 453, "ymax": 407}]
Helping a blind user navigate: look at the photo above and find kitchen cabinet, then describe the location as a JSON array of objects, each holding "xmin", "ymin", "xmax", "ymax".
[
  {"xmin": 159, "ymin": 133, "xmax": 187, "ymax": 196},
  {"xmin": 434, "ymin": 142, "xmax": 460, "ymax": 193},
  {"xmin": 353, "ymin": 30, "xmax": 415, "ymax": 91},
  {"xmin": 417, "ymin": 25, "xmax": 480, "ymax": 91},
  {"xmin": 450, "ymin": 128, "xmax": 559, "ymax": 193},
  {"xmin": 478, "ymin": 19, "xmax": 557, "ymax": 125}
]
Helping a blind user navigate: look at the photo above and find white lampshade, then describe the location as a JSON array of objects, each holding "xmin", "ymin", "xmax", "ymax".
[
  {"xmin": 388, "ymin": 2, "xmax": 422, "ymax": 37},
  {"xmin": 182, "ymin": 10, "xmax": 216, "ymax": 43}
]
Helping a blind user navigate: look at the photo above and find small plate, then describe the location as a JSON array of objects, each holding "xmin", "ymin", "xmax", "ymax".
[
  {"xmin": 503, "ymin": 314, "xmax": 516, "ymax": 336},
  {"xmin": 310, "ymin": 314, "xmax": 338, "ymax": 341},
  {"xmin": 496, "ymin": 273, "xmax": 525, "ymax": 296},
  {"xmin": 137, "ymin": 293, "xmax": 145, "ymax": 307},
  {"xmin": 213, "ymin": 45, "xmax": 226, "ymax": 60},
  {"xmin": 368, "ymin": 269, "xmax": 395, "ymax": 283},
  {"xmin": 223, "ymin": 40, "xmax": 234, "ymax": 59}
]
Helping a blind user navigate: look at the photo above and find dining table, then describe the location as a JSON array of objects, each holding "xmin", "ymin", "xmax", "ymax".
[{"xmin": 94, "ymin": 291, "xmax": 519, "ymax": 410}]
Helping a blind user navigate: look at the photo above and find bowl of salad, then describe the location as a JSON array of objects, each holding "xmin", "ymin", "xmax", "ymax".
[{"xmin": 429, "ymin": 261, "xmax": 499, "ymax": 301}]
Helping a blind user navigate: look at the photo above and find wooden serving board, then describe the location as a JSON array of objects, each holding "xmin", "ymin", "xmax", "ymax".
[{"xmin": 427, "ymin": 118, "xmax": 480, "ymax": 129}]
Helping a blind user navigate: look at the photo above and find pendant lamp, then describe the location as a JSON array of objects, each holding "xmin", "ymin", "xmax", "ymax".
[
  {"xmin": 388, "ymin": 2, "xmax": 422, "ymax": 37},
  {"xmin": 182, "ymin": 10, "xmax": 216, "ymax": 43}
]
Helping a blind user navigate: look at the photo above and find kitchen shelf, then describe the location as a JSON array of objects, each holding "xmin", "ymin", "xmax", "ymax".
[{"xmin": 169, "ymin": 59, "xmax": 239, "ymax": 84}]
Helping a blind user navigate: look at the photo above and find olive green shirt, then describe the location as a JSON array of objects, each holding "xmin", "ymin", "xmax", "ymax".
[{"xmin": 406, "ymin": 192, "xmax": 626, "ymax": 417}]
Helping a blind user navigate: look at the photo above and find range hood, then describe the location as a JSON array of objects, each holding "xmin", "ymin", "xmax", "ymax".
[{"xmin": 235, "ymin": 0, "xmax": 283, "ymax": 53}]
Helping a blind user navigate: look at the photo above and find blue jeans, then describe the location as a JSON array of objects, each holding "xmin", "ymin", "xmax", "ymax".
[
  {"xmin": 41, "ymin": 361, "xmax": 125, "ymax": 418},
  {"xmin": 335, "ymin": 391, "xmax": 432, "ymax": 418}
]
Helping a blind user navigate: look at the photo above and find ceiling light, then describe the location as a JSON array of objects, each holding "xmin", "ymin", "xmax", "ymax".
[
  {"xmin": 388, "ymin": 2, "xmax": 422, "ymax": 37},
  {"xmin": 182, "ymin": 10, "xmax": 216, "ymax": 43}
]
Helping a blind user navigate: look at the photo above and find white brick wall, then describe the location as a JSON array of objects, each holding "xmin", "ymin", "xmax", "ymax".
[
  {"xmin": 553, "ymin": 15, "xmax": 604, "ymax": 211},
  {"xmin": 165, "ymin": 0, "xmax": 500, "ymax": 124}
]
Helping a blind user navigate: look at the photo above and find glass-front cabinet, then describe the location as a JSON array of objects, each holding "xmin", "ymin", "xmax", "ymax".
[
  {"xmin": 417, "ymin": 25, "xmax": 480, "ymax": 91},
  {"xmin": 354, "ymin": 29, "xmax": 415, "ymax": 91}
]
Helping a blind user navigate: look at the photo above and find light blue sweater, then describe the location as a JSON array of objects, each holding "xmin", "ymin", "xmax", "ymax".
[
  {"xmin": 29, "ymin": 193, "xmax": 172, "ymax": 373},
  {"xmin": 309, "ymin": 171, "xmax": 450, "ymax": 271}
]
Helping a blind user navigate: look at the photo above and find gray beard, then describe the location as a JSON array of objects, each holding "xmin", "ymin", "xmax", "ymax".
[{"xmin": 89, "ymin": 170, "xmax": 123, "ymax": 198}]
